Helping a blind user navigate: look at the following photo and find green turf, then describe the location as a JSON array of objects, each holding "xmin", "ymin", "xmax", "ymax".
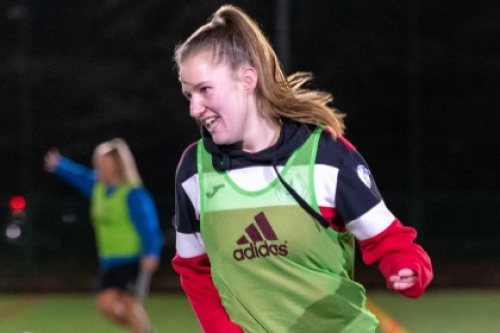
[
  {"xmin": 1, "ymin": 290, "xmax": 499, "ymax": 333},
  {"xmin": 368, "ymin": 289, "xmax": 500, "ymax": 333},
  {"xmin": 0, "ymin": 293, "xmax": 203, "ymax": 333}
]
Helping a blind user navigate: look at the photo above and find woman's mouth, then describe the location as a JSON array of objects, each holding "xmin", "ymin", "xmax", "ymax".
[{"xmin": 201, "ymin": 116, "xmax": 220, "ymax": 131}]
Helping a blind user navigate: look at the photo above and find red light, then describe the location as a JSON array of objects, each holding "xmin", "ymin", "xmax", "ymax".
[{"xmin": 9, "ymin": 196, "xmax": 26, "ymax": 211}]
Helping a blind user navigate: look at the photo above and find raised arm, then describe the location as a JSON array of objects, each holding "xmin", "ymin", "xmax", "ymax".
[{"xmin": 44, "ymin": 149, "xmax": 96, "ymax": 197}]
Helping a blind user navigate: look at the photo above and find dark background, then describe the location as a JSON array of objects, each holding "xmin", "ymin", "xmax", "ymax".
[{"xmin": 1, "ymin": 0, "xmax": 499, "ymax": 291}]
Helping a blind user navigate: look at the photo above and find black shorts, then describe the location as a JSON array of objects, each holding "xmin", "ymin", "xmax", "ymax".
[{"xmin": 98, "ymin": 262, "xmax": 140, "ymax": 293}]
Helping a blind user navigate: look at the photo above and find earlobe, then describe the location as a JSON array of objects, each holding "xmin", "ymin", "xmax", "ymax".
[{"xmin": 242, "ymin": 66, "xmax": 258, "ymax": 92}]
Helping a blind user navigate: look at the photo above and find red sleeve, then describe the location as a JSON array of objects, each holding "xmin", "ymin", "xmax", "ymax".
[
  {"xmin": 172, "ymin": 253, "xmax": 243, "ymax": 333},
  {"xmin": 358, "ymin": 220, "xmax": 433, "ymax": 298}
]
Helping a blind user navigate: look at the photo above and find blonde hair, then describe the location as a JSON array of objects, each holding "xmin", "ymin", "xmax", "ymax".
[
  {"xmin": 174, "ymin": 4, "xmax": 345, "ymax": 137},
  {"xmin": 92, "ymin": 138, "xmax": 142, "ymax": 186}
]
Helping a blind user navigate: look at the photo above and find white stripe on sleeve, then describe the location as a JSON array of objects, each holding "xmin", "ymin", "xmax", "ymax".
[
  {"xmin": 182, "ymin": 174, "xmax": 200, "ymax": 216},
  {"xmin": 346, "ymin": 201, "xmax": 395, "ymax": 241},
  {"xmin": 176, "ymin": 232, "xmax": 206, "ymax": 258},
  {"xmin": 314, "ymin": 164, "xmax": 339, "ymax": 208}
]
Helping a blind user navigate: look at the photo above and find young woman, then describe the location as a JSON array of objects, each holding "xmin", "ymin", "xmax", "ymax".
[
  {"xmin": 172, "ymin": 5, "xmax": 433, "ymax": 333},
  {"xmin": 44, "ymin": 138, "xmax": 164, "ymax": 333}
]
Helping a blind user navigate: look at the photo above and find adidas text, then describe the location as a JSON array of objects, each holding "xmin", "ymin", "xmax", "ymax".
[{"xmin": 233, "ymin": 242, "xmax": 288, "ymax": 261}]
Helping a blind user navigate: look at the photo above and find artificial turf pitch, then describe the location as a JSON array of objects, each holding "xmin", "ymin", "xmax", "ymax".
[{"xmin": 1, "ymin": 290, "xmax": 499, "ymax": 333}]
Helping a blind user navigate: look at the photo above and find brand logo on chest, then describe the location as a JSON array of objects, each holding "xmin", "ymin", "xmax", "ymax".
[{"xmin": 232, "ymin": 212, "xmax": 288, "ymax": 261}]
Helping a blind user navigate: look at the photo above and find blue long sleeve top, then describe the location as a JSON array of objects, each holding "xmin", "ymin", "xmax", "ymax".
[{"xmin": 54, "ymin": 157, "xmax": 164, "ymax": 268}]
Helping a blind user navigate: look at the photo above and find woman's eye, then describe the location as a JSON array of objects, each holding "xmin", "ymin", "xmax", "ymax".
[{"xmin": 200, "ymin": 87, "xmax": 210, "ymax": 94}]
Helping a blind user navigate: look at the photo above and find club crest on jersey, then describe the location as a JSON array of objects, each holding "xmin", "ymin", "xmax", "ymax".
[
  {"xmin": 356, "ymin": 165, "xmax": 372, "ymax": 188},
  {"xmin": 233, "ymin": 212, "xmax": 288, "ymax": 261}
]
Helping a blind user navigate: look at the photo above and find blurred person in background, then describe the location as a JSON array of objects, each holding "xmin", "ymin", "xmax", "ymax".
[
  {"xmin": 44, "ymin": 138, "xmax": 164, "ymax": 333},
  {"xmin": 172, "ymin": 4, "xmax": 433, "ymax": 333}
]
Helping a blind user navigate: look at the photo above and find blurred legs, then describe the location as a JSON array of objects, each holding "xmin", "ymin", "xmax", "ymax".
[{"xmin": 98, "ymin": 288, "xmax": 151, "ymax": 333}]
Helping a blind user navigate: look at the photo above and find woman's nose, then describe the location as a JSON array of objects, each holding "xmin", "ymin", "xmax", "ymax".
[{"xmin": 189, "ymin": 97, "xmax": 206, "ymax": 118}]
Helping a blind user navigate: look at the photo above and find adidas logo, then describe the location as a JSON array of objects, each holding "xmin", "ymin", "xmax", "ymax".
[{"xmin": 232, "ymin": 212, "xmax": 288, "ymax": 261}]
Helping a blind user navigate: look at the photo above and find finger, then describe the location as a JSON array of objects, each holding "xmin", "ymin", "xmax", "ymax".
[
  {"xmin": 389, "ymin": 274, "xmax": 417, "ymax": 284},
  {"xmin": 389, "ymin": 275, "xmax": 400, "ymax": 282},
  {"xmin": 397, "ymin": 268, "xmax": 416, "ymax": 277},
  {"xmin": 393, "ymin": 281, "xmax": 415, "ymax": 290}
]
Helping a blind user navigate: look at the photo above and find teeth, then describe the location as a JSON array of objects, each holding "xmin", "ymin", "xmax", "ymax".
[{"xmin": 203, "ymin": 117, "xmax": 219, "ymax": 128}]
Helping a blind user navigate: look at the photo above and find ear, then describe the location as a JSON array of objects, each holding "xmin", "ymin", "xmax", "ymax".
[{"xmin": 241, "ymin": 66, "xmax": 258, "ymax": 92}]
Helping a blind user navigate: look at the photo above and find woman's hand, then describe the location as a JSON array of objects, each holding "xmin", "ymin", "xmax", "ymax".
[
  {"xmin": 389, "ymin": 268, "xmax": 417, "ymax": 291},
  {"xmin": 44, "ymin": 149, "xmax": 61, "ymax": 172}
]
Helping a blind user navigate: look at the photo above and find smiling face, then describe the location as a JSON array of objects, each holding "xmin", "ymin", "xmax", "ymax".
[{"xmin": 179, "ymin": 51, "xmax": 257, "ymax": 147}]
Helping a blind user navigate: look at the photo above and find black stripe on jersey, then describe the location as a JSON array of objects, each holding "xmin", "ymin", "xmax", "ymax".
[
  {"xmin": 175, "ymin": 127, "xmax": 387, "ymax": 234},
  {"xmin": 316, "ymin": 131, "xmax": 384, "ymax": 222},
  {"xmin": 175, "ymin": 141, "xmax": 200, "ymax": 234}
]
